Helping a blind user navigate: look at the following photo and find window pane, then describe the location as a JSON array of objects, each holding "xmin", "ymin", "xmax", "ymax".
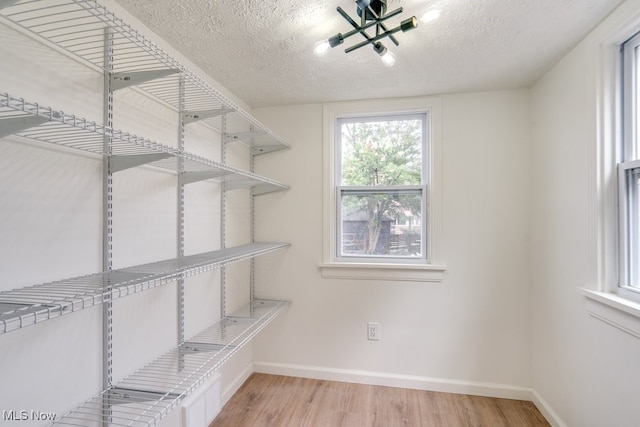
[
  {"xmin": 340, "ymin": 190, "xmax": 422, "ymax": 257},
  {"xmin": 629, "ymin": 169, "xmax": 640, "ymax": 286},
  {"xmin": 635, "ymin": 45, "xmax": 640, "ymax": 159},
  {"xmin": 340, "ymin": 117, "xmax": 423, "ymax": 186}
]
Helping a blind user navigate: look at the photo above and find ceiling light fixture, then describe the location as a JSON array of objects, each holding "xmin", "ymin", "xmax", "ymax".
[{"xmin": 315, "ymin": 0, "xmax": 418, "ymax": 66}]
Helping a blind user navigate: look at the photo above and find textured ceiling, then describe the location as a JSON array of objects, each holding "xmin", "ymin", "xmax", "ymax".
[{"xmin": 114, "ymin": 0, "xmax": 623, "ymax": 108}]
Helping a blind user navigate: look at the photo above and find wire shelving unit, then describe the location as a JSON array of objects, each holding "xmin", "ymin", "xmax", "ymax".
[
  {"xmin": 0, "ymin": 243, "xmax": 289, "ymax": 335},
  {"xmin": 0, "ymin": 93, "xmax": 289, "ymax": 193},
  {"xmin": 50, "ymin": 299, "xmax": 289, "ymax": 426},
  {"xmin": 0, "ymin": 0, "xmax": 290, "ymax": 156},
  {"xmin": 0, "ymin": 1, "xmax": 291, "ymax": 425}
]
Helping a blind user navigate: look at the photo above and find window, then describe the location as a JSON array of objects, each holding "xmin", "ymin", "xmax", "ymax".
[
  {"xmin": 336, "ymin": 114, "xmax": 426, "ymax": 260},
  {"xmin": 320, "ymin": 98, "xmax": 444, "ymax": 282},
  {"xmin": 579, "ymin": 16, "xmax": 640, "ymax": 337},
  {"xmin": 619, "ymin": 32, "xmax": 640, "ymax": 300}
]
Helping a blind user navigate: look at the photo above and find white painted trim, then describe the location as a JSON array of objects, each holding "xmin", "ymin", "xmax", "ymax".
[
  {"xmin": 220, "ymin": 362, "xmax": 254, "ymax": 407},
  {"xmin": 253, "ymin": 361, "xmax": 532, "ymax": 401},
  {"xmin": 322, "ymin": 97, "xmax": 444, "ymax": 271},
  {"xmin": 592, "ymin": 6, "xmax": 640, "ymax": 293},
  {"xmin": 579, "ymin": 287, "xmax": 640, "ymax": 338},
  {"xmin": 582, "ymin": 0, "xmax": 640, "ymax": 341},
  {"xmin": 181, "ymin": 373, "xmax": 222, "ymax": 427},
  {"xmin": 181, "ymin": 373, "xmax": 221, "ymax": 406},
  {"xmin": 531, "ymin": 389, "xmax": 568, "ymax": 427},
  {"xmin": 222, "ymin": 363, "xmax": 565, "ymax": 426},
  {"xmin": 319, "ymin": 261, "xmax": 445, "ymax": 282}
]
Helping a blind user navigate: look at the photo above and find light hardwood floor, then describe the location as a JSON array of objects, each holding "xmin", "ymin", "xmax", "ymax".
[{"xmin": 210, "ymin": 373, "xmax": 550, "ymax": 427}]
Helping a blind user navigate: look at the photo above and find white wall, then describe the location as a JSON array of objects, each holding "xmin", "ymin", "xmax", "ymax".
[
  {"xmin": 530, "ymin": 1, "xmax": 640, "ymax": 426},
  {"xmin": 251, "ymin": 90, "xmax": 533, "ymax": 396}
]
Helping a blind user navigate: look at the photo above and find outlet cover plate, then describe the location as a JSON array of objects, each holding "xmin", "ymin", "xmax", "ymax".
[{"xmin": 367, "ymin": 322, "xmax": 380, "ymax": 341}]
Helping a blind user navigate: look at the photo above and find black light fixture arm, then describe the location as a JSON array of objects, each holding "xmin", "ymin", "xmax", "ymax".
[
  {"xmin": 335, "ymin": 6, "xmax": 404, "ymax": 50},
  {"xmin": 361, "ymin": 2, "xmax": 401, "ymax": 46},
  {"xmin": 315, "ymin": 0, "xmax": 418, "ymax": 66},
  {"xmin": 345, "ymin": 16, "xmax": 416, "ymax": 53}
]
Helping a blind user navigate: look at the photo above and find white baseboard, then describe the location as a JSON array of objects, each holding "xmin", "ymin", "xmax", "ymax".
[
  {"xmin": 253, "ymin": 361, "xmax": 533, "ymax": 401},
  {"xmin": 531, "ymin": 389, "xmax": 568, "ymax": 427},
  {"xmin": 225, "ymin": 362, "xmax": 565, "ymax": 427}
]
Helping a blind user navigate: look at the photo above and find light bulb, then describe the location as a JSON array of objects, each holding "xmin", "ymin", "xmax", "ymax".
[
  {"xmin": 421, "ymin": 9, "xmax": 441, "ymax": 23},
  {"xmin": 314, "ymin": 40, "xmax": 331, "ymax": 56},
  {"xmin": 401, "ymin": 16, "xmax": 418, "ymax": 32},
  {"xmin": 380, "ymin": 50, "xmax": 396, "ymax": 67}
]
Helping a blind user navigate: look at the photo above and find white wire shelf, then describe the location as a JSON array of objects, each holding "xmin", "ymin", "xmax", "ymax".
[
  {"xmin": 0, "ymin": 243, "xmax": 289, "ymax": 335},
  {"xmin": 0, "ymin": 0, "xmax": 289, "ymax": 155},
  {"xmin": 0, "ymin": 93, "xmax": 289, "ymax": 194},
  {"xmin": 49, "ymin": 299, "xmax": 289, "ymax": 427}
]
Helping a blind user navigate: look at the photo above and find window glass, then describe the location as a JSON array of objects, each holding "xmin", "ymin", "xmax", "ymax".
[
  {"xmin": 339, "ymin": 118, "xmax": 423, "ymax": 186},
  {"xmin": 336, "ymin": 114, "xmax": 426, "ymax": 260}
]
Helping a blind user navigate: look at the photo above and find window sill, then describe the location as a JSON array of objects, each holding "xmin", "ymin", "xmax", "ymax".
[
  {"xmin": 319, "ymin": 262, "xmax": 446, "ymax": 282},
  {"xmin": 578, "ymin": 287, "xmax": 640, "ymax": 339}
]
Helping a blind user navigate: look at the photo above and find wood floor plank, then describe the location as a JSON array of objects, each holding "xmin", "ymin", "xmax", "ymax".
[{"xmin": 210, "ymin": 373, "xmax": 550, "ymax": 427}]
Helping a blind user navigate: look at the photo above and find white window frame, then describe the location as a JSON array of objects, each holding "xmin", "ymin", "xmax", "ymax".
[
  {"xmin": 618, "ymin": 31, "xmax": 640, "ymax": 302},
  {"xmin": 580, "ymin": 10, "xmax": 640, "ymax": 338},
  {"xmin": 319, "ymin": 97, "xmax": 445, "ymax": 282},
  {"xmin": 335, "ymin": 112, "xmax": 427, "ymax": 262}
]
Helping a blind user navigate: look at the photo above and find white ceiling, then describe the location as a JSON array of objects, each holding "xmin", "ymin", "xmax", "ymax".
[{"xmin": 114, "ymin": 0, "xmax": 623, "ymax": 108}]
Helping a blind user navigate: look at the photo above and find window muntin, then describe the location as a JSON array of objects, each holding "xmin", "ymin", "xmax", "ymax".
[{"xmin": 336, "ymin": 113, "xmax": 427, "ymax": 260}]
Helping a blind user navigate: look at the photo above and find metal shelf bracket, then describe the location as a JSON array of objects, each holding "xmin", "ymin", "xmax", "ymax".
[
  {"xmin": 182, "ymin": 108, "xmax": 234, "ymax": 125},
  {"xmin": 0, "ymin": 116, "xmax": 49, "ymax": 138},
  {"xmin": 182, "ymin": 170, "xmax": 230, "ymax": 185},
  {"xmin": 223, "ymin": 130, "xmax": 266, "ymax": 143},
  {"xmin": 181, "ymin": 342, "xmax": 236, "ymax": 354},
  {"xmin": 110, "ymin": 153, "xmax": 173, "ymax": 173},
  {"xmin": 253, "ymin": 182, "xmax": 290, "ymax": 196},
  {"xmin": 252, "ymin": 145, "xmax": 288, "ymax": 156},
  {"xmin": 110, "ymin": 69, "xmax": 180, "ymax": 91},
  {"xmin": 0, "ymin": 0, "xmax": 20, "ymax": 11},
  {"xmin": 106, "ymin": 387, "xmax": 181, "ymax": 405}
]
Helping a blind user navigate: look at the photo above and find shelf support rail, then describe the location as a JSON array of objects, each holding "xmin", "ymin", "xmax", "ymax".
[
  {"xmin": 102, "ymin": 26, "xmax": 115, "ymax": 426},
  {"xmin": 177, "ymin": 74, "xmax": 186, "ymax": 372},
  {"xmin": 250, "ymin": 128, "xmax": 256, "ymax": 309},
  {"xmin": 220, "ymin": 115, "xmax": 227, "ymax": 320}
]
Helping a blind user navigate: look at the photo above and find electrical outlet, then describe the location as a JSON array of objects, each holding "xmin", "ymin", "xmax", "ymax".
[{"xmin": 367, "ymin": 322, "xmax": 380, "ymax": 341}]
